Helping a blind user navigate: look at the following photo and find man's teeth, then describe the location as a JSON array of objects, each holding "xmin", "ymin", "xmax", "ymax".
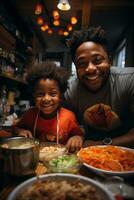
[{"xmin": 86, "ymin": 75, "xmax": 98, "ymax": 80}]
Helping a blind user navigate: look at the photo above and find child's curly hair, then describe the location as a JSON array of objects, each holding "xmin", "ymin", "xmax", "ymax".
[
  {"xmin": 67, "ymin": 26, "xmax": 111, "ymax": 62},
  {"xmin": 27, "ymin": 61, "xmax": 69, "ymax": 94}
]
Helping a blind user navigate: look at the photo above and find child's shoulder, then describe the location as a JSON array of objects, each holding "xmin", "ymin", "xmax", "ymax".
[
  {"xmin": 60, "ymin": 107, "xmax": 75, "ymax": 117},
  {"xmin": 23, "ymin": 106, "xmax": 38, "ymax": 116}
]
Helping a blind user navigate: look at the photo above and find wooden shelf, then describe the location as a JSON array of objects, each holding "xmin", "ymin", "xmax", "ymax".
[
  {"xmin": 0, "ymin": 73, "xmax": 27, "ymax": 85},
  {"xmin": 0, "ymin": 24, "xmax": 15, "ymax": 50}
]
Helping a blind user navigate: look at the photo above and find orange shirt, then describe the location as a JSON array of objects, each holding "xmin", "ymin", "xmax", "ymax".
[{"xmin": 16, "ymin": 107, "xmax": 83, "ymax": 144}]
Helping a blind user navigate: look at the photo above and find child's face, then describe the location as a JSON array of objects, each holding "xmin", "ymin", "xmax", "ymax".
[{"xmin": 34, "ymin": 78, "xmax": 61, "ymax": 116}]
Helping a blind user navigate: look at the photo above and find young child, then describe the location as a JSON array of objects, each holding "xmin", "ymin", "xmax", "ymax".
[{"xmin": 15, "ymin": 61, "xmax": 84, "ymax": 152}]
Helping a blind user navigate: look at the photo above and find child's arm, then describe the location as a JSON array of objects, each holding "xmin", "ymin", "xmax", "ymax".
[
  {"xmin": 13, "ymin": 110, "xmax": 33, "ymax": 138},
  {"xmin": 13, "ymin": 127, "xmax": 33, "ymax": 138},
  {"xmin": 63, "ymin": 109, "xmax": 85, "ymax": 152}
]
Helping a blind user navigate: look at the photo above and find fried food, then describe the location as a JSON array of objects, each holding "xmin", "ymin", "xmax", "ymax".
[{"xmin": 78, "ymin": 145, "xmax": 134, "ymax": 171}]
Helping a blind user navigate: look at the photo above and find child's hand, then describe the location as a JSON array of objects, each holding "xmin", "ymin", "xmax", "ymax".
[
  {"xmin": 17, "ymin": 129, "xmax": 33, "ymax": 138},
  {"xmin": 66, "ymin": 135, "xmax": 83, "ymax": 153}
]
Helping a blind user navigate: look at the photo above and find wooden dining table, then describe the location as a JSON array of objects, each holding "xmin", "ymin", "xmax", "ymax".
[
  {"xmin": 0, "ymin": 157, "xmax": 134, "ymax": 200},
  {"xmin": 0, "ymin": 132, "xmax": 134, "ymax": 200}
]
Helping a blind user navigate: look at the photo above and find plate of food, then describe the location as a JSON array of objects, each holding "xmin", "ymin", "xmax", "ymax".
[
  {"xmin": 78, "ymin": 145, "xmax": 134, "ymax": 177},
  {"xmin": 7, "ymin": 173, "xmax": 114, "ymax": 200},
  {"xmin": 39, "ymin": 142, "xmax": 67, "ymax": 162}
]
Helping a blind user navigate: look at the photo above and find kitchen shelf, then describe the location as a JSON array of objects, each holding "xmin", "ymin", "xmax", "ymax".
[{"xmin": 0, "ymin": 73, "xmax": 27, "ymax": 85}]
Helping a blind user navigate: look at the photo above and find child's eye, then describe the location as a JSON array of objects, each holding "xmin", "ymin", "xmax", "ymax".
[
  {"xmin": 50, "ymin": 92, "xmax": 58, "ymax": 96},
  {"xmin": 35, "ymin": 91, "xmax": 44, "ymax": 97}
]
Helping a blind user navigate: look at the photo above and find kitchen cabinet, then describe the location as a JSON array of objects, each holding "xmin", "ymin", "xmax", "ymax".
[
  {"xmin": 0, "ymin": 24, "xmax": 29, "ymax": 97},
  {"xmin": 0, "ymin": 8, "xmax": 32, "ymax": 117}
]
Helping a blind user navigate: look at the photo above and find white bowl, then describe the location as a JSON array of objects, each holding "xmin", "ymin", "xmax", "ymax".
[
  {"xmin": 7, "ymin": 173, "xmax": 114, "ymax": 200},
  {"xmin": 83, "ymin": 162, "xmax": 134, "ymax": 178},
  {"xmin": 78, "ymin": 145, "xmax": 134, "ymax": 178}
]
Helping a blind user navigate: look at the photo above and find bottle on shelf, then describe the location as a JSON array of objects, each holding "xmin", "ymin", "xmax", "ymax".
[{"xmin": 0, "ymin": 85, "xmax": 10, "ymax": 127}]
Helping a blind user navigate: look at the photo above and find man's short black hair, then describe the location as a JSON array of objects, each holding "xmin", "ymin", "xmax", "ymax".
[{"xmin": 67, "ymin": 26, "xmax": 111, "ymax": 62}]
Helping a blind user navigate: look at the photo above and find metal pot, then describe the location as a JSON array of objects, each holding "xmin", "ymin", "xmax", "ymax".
[{"xmin": 0, "ymin": 137, "xmax": 39, "ymax": 176}]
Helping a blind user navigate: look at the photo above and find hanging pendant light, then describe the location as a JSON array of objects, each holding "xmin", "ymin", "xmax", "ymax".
[
  {"xmin": 52, "ymin": 10, "xmax": 59, "ymax": 20},
  {"xmin": 41, "ymin": 23, "xmax": 49, "ymax": 31},
  {"xmin": 37, "ymin": 16, "xmax": 44, "ymax": 25},
  {"xmin": 34, "ymin": 0, "xmax": 78, "ymax": 37},
  {"xmin": 48, "ymin": 29, "xmax": 53, "ymax": 34},
  {"xmin": 57, "ymin": 0, "xmax": 71, "ymax": 11},
  {"xmin": 71, "ymin": 16, "xmax": 77, "ymax": 24},
  {"xmin": 67, "ymin": 24, "xmax": 73, "ymax": 31},
  {"xmin": 35, "ymin": 2, "xmax": 42, "ymax": 15},
  {"xmin": 53, "ymin": 20, "xmax": 60, "ymax": 26},
  {"xmin": 63, "ymin": 31, "xmax": 69, "ymax": 36}
]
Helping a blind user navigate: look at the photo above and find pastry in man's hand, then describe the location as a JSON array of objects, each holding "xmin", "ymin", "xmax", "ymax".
[{"xmin": 84, "ymin": 103, "xmax": 121, "ymax": 131}]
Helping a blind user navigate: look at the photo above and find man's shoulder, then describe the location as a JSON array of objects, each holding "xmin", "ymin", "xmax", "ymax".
[
  {"xmin": 110, "ymin": 66, "xmax": 134, "ymax": 76},
  {"xmin": 68, "ymin": 77, "xmax": 79, "ymax": 86},
  {"xmin": 110, "ymin": 67, "xmax": 134, "ymax": 89},
  {"xmin": 68, "ymin": 77, "xmax": 86, "ymax": 92}
]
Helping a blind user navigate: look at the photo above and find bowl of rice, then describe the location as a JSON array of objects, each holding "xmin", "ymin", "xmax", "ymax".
[
  {"xmin": 39, "ymin": 142, "xmax": 67, "ymax": 162},
  {"xmin": 7, "ymin": 173, "xmax": 115, "ymax": 200}
]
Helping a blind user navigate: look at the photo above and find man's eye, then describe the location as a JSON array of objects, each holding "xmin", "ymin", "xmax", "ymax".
[
  {"xmin": 77, "ymin": 62, "xmax": 88, "ymax": 68},
  {"xmin": 93, "ymin": 56, "xmax": 103, "ymax": 64}
]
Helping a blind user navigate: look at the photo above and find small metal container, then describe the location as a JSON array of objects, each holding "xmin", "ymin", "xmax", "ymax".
[{"xmin": 0, "ymin": 137, "xmax": 39, "ymax": 176}]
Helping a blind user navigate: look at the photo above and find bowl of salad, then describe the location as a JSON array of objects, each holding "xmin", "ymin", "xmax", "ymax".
[{"xmin": 44, "ymin": 154, "xmax": 81, "ymax": 174}]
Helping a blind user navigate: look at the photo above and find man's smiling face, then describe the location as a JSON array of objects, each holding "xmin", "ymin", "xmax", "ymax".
[{"xmin": 75, "ymin": 41, "xmax": 110, "ymax": 92}]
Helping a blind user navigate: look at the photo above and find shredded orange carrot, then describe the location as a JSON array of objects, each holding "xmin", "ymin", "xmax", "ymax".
[{"xmin": 78, "ymin": 145, "xmax": 134, "ymax": 172}]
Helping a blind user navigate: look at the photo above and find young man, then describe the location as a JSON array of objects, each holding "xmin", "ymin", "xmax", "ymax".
[{"xmin": 64, "ymin": 26, "xmax": 134, "ymax": 147}]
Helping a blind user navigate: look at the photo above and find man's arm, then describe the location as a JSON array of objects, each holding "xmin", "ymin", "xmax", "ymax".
[
  {"xmin": 83, "ymin": 128, "xmax": 134, "ymax": 148},
  {"xmin": 112, "ymin": 128, "xmax": 134, "ymax": 147}
]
